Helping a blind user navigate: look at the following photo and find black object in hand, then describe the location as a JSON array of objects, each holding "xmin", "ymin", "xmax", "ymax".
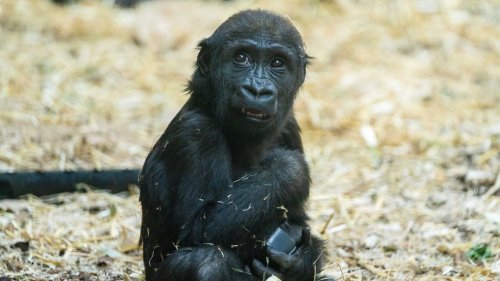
[{"xmin": 266, "ymin": 222, "xmax": 303, "ymax": 255}]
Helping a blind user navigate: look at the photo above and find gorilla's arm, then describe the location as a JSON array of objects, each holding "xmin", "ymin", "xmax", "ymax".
[
  {"xmin": 140, "ymin": 107, "xmax": 233, "ymax": 227},
  {"xmin": 181, "ymin": 146, "xmax": 310, "ymax": 245},
  {"xmin": 139, "ymin": 106, "xmax": 234, "ymax": 278}
]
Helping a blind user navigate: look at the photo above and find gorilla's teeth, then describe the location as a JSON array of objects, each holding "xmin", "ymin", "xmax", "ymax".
[{"xmin": 241, "ymin": 108, "xmax": 268, "ymax": 119}]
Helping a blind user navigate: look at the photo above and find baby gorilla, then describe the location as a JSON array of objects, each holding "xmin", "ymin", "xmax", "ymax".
[{"xmin": 139, "ymin": 9, "xmax": 331, "ymax": 281}]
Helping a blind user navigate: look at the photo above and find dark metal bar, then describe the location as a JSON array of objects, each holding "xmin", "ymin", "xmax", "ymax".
[{"xmin": 0, "ymin": 169, "xmax": 140, "ymax": 199}]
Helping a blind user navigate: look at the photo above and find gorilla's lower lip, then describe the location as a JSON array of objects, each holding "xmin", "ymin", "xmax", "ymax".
[{"xmin": 240, "ymin": 108, "xmax": 270, "ymax": 121}]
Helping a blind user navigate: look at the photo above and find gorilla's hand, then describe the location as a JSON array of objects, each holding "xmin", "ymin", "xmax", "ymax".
[{"xmin": 252, "ymin": 227, "xmax": 319, "ymax": 281}]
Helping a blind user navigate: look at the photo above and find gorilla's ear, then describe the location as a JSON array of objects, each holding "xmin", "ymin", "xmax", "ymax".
[{"xmin": 196, "ymin": 39, "xmax": 212, "ymax": 76}]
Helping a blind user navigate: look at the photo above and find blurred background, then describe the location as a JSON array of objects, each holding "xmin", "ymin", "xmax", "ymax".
[{"xmin": 0, "ymin": 0, "xmax": 499, "ymax": 280}]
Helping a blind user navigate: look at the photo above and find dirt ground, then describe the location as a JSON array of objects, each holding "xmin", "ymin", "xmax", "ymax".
[{"xmin": 0, "ymin": 0, "xmax": 499, "ymax": 280}]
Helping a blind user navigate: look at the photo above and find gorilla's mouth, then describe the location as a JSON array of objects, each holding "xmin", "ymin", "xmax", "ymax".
[{"xmin": 240, "ymin": 108, "xmax": 270, "ymax": 121}]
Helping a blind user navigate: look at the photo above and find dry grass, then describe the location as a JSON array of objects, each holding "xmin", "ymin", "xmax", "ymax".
[{"xmin": 0, "ymin": 0, "xmax": 499, "ymax": 280}]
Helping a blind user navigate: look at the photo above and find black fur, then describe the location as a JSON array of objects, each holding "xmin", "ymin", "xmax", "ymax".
[{"xmin": 139, "ymin": 10, "xmax": 328, "ymax": 281}]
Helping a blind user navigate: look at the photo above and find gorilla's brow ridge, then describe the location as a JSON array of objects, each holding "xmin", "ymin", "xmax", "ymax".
[{"xmin": 225, "ymin": 37, "xmax": 297, "ymax": 56}]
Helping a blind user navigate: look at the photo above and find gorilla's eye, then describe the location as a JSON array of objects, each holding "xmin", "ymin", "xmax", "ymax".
[
  {"xmin": 234, "ymin": 53, "xmax": 249, "ymax": 64},
  {"xmin": 270, "ymin": 57, "xmax": 285, "ymax": 68}
]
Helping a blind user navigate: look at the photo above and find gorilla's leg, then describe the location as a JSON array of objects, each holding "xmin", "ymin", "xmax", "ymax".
[{"xmin": 155, "ymin": 245, "xmax": 256, "ymax": 281}]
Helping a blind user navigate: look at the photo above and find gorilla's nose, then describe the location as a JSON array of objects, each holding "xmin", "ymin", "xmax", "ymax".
[{"xmin": 241, "ymin": 78, "xmax": 277, "ymax": 103}]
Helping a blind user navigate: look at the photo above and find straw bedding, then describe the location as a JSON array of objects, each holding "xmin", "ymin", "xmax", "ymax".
[{"xmin": 0, "ymin": 0, "xmax": 498, "ymax": 280}]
